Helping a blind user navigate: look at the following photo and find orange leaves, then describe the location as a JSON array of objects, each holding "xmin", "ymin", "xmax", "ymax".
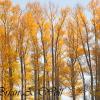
[
  {"xmin": 67, "ymin": 50, "xmax": 76, "ymax": 59},
  {"xmin": 43, "ymin": 22, "xmax": 50, "ymax": 31},
  {"xmin": 26, "ymin": 72, "xmax": 33, "ymax": 80},
  {"xmin": 55, "ymin": 24, "xmax": 65, "ymax": 36},
  {"xmin": 61, "ymin": 7, "xmax": 70, "ymax": 18},
  {"xmin": 89, "ymin": 0, "xmax": 100, "ymax": 10},
  {"xmin": 60, "ymin": 66, "xmax": 70, "ymax": 75},
  {"xmin": 45, "ymin": 65, "xmax": 51, "ymax": 72},
  {"xmin": 12, "ymin": 73, "xmax": 20, "ymax": 84},
  {"xmin": 0, "ymin": 0, "xmax": 12, "ymax": 10},
  {"xmin": 45, "ymin": 62, "xmax": 52, "ymax": 72},
  {"xmin": 43, "ymin": 33, "xmax": 50, "ymax": 43},
  {"xmin": 22, "ymin": 12, "xmax": 38, "ymax": 35},
  {"xmin": 26, "ymin": 65, "xmax": 33, "ymax": 72},
  {"xmin": 75, "ymin": 87, "xmax": 83, "ymax": 95},
  {"xmin": 0, "ymin": 26, "xmax": 4, "ymax": 35},
  {"xmin": 77, "ymin": 47, "xmax": 85, "ymax": 57},
  {"xmin": 3, "ymin": 63, "xmax": 9, "ymax": 69},
  {"xmin": 75, "ymin": 6, "xmax": 87, "ymax": 28},
  {"xmin": 11, "ymin": 61, "xmax": 19, "ymax": 69},
  {"xmin": 11, "ymin": 5, "xmax": 20, "ymax": 14}
]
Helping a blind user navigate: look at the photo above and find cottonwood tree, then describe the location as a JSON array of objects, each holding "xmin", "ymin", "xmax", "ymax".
[{"xmin": 89, "ymin": 0, "xmax": 100, "ymax": 99}]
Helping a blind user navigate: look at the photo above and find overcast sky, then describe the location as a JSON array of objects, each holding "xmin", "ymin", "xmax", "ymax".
[{"xmin": 13, "ymin": 0, "xmax": 90, "ymax": 9}]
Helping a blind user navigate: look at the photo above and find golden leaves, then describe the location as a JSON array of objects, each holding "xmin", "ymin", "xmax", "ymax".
[
  {"xmin": 26, "ymin": 73, "xmax": 32, "ymax": 80},
  {"xmin": 61, "ymin": 7, "xmax": 70, "ymax": 17},
  {"xmin": 45, "ymin": 65, "xmax": 51, "ymax": 72},
  {"xmin": 0, "ymin": 26, "xmax": 4, "ymax": 35},
  {"xmin": 0, "ymin": 0, "xmax": 12, "ymax": 9},
  {"xmin": 23, "ymin": 12, "xmax": 38, "ymax": 32},
  {"xmin": 12, "ymin": 73, "xmax": 20, "ymax": 84},
  {"xmin": 11, "ymin": 61, "xmax": 19, "ymax": 69},
  {"xmin": 11, "ymin": 5, "xmax": 20, "ymax": 14},
  {"xmin": 77, "ymin": 47, "xmax": 85, "ymax": 57}
]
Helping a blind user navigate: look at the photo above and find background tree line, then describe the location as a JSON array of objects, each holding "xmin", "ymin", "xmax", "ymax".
[{"xmin": 0, "ymin": 0, "xmax": 100, "ymax": 100}]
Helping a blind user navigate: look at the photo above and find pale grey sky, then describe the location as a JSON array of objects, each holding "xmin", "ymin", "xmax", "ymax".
[{"xmin": 13, "ymin": 0, "xmax": 90, "ymax": 9}]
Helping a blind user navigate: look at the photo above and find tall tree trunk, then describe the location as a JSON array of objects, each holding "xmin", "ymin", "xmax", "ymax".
[
  {"xmin": 9, "ymin": 67, "xmax": 13, "ymax": 100},
  {"xmin": 20, "ymin": 56, "xmax": 24, "ymax": 100},
  {"xmin": 38, "ymin": 66, "xmax": 40, "ymax": 100},
  {"xmin": 23, "ymin": 58, "xmax": 26, "ymax": 100},
  {"xmin": 34, "ymin": 48, "xmax": 39, "ymax": 100},
  {"xmin": 85, "ymin": 25, "xmax": 94, "ymax": 100},
  {"xmin": 93, "ymin": 12, "xmax": 99, "ymax": 100},
  {"xmin": 78, "ymin": 60, "xmax": 86, "ymax": 100},
  {"xmin": 46, "ymin": 72, "xmax": 50, "ymax": 100},
  {"xmin": 34, "ymin": 68, "xmax": 38, "ymax": 100},
  {"xmin": 71, "ymin": 61, "xmax": 76, "ymax": 100},
  {"xmin": 95, "ymin": 53, "xmax": 100, "ymax": 100},
  {"xmin": 1, "ymin": 67, "xmax": 4, "ymax": 100},
  {"xmin": 51, "ymin": 23, "xmax": 55, "ymax": 100},
  {"xmin": 40, "ymin": 28, "xmax": 46, "ymax": 100},
  {"xmin": 0, "ymin": 40, "xmax": 3, "ymax": 100}
]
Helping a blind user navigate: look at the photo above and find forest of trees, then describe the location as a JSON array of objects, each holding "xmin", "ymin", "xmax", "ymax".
[{"xmin": 0, "ymin": 0, "xmax": 100, "ymax": 100}]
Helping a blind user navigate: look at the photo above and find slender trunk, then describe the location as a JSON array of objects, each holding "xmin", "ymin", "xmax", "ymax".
[
  {"xmin": 43, "ymin": 63, "xmax": 46, "ymax": 100},
  {"xmin": 51, "ymin": 23, "xmax": 55, "ymax": 100},
  {"xmin": 23, "ymin": 58, "xmax": 26, "ymax": 100},
  {"xmin": 76, "ymin": 13, "xmax": 94, "ymax": 100},
  {"xmin": 71, "ymin": 61, "xmax": 76, "ymax": 100},
  {"xmin": 95, "ymin": 55, "xmax": 100, "ymax": 100},
  {"xmin": 1, "ymin": 68, "xmax": 4, "ymax": 100},
  {"xmin": 55, "ymin": 31, "xmax": 59, "ymax": 100},
  {"xmin": 55, "ymin": 49, "xmax": 59, "ymax": 100},
  {"xmin": 34, "ymin": 68, "xmax": 38, "ymax": 100},
  {"xmin": 79, "ymin": 12, "xmax": 94, "ymax": 99},
  {"xmin": 38, "ymin": 66, "xmax": 40, "ymax": 100},
  {"xmin": 56, "ymin": 64, "xmax": 60, "ymax": 100},
  {"xmin": 55, "ymin": 17, "xmax": 66, "ymax": 100},
  {"xmin": 46, "ymin": 72, "xmax": 50, "ymax": 100},
  {"xmin": 20, "ymin": 56, "xmax": 24, "ymax": 100},
  {"xmin": 40, "ymin": 27, "xmax": 46, "ymax": 100},
  {"xmin": 85, "ymin": 24, "xmax": 94, "ymax": 100},
  {"xmin": 8, "ymin": 36, "xmax": 13, "ymax": 100},
  {"xmin": 32, "ymin": 42, "xmax": 39, "ymax": 100},
  {"xmin": 93, "ymin": 12, "xmax": 99, "ymax": 100},
  {"xmin": 75, "ymin": 24, "xmax": 86, "ymax": 100},
  {"xmin": 9, "ymin": 67, "xmax": 13, "ymax": 100},
  {"xmin": 78, "ymin": 60, "xmax": 86, "ymax": 100},
  {"xmin": 34, "ymin": 51, "xmax": 38, "ymax": 100},
  {"xmin": 1, "ymin": 53, "xmax": 4, "ymax": 100}
]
